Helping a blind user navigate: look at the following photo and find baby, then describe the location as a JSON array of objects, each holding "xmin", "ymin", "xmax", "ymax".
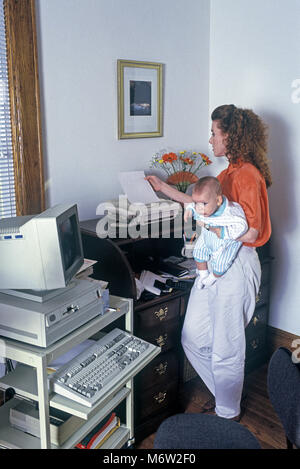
[{"xmin": 184, "ymin": 176, "xmax": 248, "ymax": 289}]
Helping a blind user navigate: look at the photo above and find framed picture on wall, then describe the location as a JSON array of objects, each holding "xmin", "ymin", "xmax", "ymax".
[{"xmin": 117, "ymin": 59, "xmax": 163, "ymax": 139}]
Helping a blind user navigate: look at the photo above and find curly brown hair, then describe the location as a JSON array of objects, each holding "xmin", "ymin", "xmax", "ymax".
[{"xmin": 211, "ymin": 105, "xmax": 272, "ymax": 188}]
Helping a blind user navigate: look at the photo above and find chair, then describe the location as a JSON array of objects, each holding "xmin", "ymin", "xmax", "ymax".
[
  {"xmin": 153, "ymin": 413, "xmax": 261, "ymax": 449},
  {"xmin": 267, "ymin": 346, "xmax": 300, "ymax": 449}
]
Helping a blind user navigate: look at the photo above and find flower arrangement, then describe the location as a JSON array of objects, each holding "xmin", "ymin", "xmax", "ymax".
[{"xmin": 150, "ymin": 150, "xmax": 212, "ymax": 192}]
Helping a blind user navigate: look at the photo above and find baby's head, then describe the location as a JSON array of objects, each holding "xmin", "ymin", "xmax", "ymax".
[{"xmin": 192, "ymin": 176, "xmax": 223, "ymax": 217}]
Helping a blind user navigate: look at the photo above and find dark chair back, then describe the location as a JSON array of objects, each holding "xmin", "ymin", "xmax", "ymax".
[
  {"xmin": 267, "ymin": 346, "xmax": 300, "ymax": 448},
  {"xmin": 154, "ymin": 413, "xmax": 261, "ymax": 449}
]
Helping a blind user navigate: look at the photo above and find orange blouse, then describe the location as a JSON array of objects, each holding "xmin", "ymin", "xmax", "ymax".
[{"xmin": 217, "ymin": 162, "xmax": 271, "ymax": 247}]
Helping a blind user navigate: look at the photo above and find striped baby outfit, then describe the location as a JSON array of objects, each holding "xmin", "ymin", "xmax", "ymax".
[{"xmin": 187, "ymin": 196, "xmax": 248, "ymax": 275}]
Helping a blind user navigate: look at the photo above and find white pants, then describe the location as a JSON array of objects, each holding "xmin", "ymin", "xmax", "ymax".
[{"xmin": 181, "ymin": 246, "xmax": 261, "ymax": 419}]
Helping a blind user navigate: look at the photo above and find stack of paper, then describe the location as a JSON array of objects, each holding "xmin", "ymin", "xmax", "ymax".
[
  {"xmin": 75, "ymin": 258, "xmax": 97, "ymax": 280},
  {"xmin": 178, "ymin": 258, "xmax": 197, "ymax": 274},
  {"xmin": 118, "ymin": 171, "xmax": 160, "ymax": 204},
  {"xmin": 138, "ymin": 270, "xmax": 168, "ymax": 296}
]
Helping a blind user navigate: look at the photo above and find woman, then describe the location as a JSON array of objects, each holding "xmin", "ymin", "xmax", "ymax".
[{"xmin": 146, "ymin": 104, "xmax": 272, "ymax": 421}]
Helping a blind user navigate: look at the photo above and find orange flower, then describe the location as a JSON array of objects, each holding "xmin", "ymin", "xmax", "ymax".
[
  {"xmin": 162, "ymin": 152, "xmax": 178, "ymax": 163},
  {"xmin": 169, "ymin": 152, "xmax": 177, "ymax": 160},
  {"xmin": 200, "ymin": 153, "xmax": 212, "ymax": 165},
  {"xmin": 183, "ymin": 157, "xmax": 194, "ymax": 165}
]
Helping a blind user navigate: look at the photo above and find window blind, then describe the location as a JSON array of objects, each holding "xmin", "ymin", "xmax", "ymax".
[{"xmin": 0, "ymin": 0, "xmax": 16, "ymax": 219}]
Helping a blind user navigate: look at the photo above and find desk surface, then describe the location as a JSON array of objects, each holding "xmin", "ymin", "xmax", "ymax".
[{"xmin": 80, "ymin": 217, "xmax": 185, "ymax": 245}]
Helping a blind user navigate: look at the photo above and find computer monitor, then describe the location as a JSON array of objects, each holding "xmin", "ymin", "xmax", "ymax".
[{"xmin": 0, "ymin": 204, "xmax": 84, "ymax": 292}]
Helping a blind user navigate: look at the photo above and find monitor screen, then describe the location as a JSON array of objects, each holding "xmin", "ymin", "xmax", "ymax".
[
  {"xmin": 0, "ymin": 204, "xmax": 84, "ymax": 291},
  {"xmin": 59, "ymin": 214, "xmax": 82, "ymax": 272}
]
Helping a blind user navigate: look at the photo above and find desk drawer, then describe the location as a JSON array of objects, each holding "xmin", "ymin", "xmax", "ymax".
[
  {"xmin": 135, "ymin": 408, "xmax": 175, "ymax": 444},
  {"xmin": 136, "ymin": 380, "xmax": 178, "ymax": 423},
  {"xmin": 246, "ymin": 305, "xmax": 268, "ymax": 336},
  {"xmin": 135, "ymin": 297, "xmax": 181, "ymax": 328},
  {"xmin": 246, "ymin": 328, "xmax": 267, "ymax": 360},
  {"xmin": 261, "ymin": 259, "xmax": 272, "ymax": 286},
  {"xmin": 135, "ymin": 350, "xmax": 179, "ymax": 391},
  {"xmin": 255, "ymin": 283, "xmax": 269, "ymax": 308},
  {"xmin": 136, "ymin": 318, "xmax": 180, "ymax": 353}
]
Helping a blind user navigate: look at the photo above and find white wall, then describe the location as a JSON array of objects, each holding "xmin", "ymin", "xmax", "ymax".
[
  {"xmin": 37, "ymin": 0, "xmax": 300, "ymax": 336},
  {"xmin": 209, "ymin": 0, "xmax": 300, "ymax": 335},
  {"xmin": 37, "ymin": 0, "xmax": 211, "ymax": 220}
]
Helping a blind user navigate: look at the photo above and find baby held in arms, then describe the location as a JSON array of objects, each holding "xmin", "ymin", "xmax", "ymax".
[{"xmin": 184, "ymin": 177, "xmax": 248, "ymax": 289}]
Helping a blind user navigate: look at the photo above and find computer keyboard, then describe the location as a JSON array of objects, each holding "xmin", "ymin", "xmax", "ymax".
[{"xmin": 49, "ymin": 328, "xmax": 159, "ymax": 407}]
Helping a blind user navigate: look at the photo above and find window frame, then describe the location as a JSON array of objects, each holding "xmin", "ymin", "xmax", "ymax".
[{"xmin": 4, "ymin": 0, "xmax": 44, "ymax": 216}]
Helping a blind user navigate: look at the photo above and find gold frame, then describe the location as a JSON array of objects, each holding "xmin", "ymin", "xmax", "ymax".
[{"xmin": 117, "ymin": 59, "xmax": 163, "ymax": 139}]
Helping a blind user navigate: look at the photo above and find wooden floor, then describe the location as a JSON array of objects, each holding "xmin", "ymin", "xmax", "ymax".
[{"xmin": 136, "ymin": 363, "xmax": 288, "ymax": 449}]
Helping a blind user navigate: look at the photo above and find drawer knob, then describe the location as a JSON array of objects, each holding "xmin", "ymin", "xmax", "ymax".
[
  {"xmin": 154, "ymin": 306, "xmax": 168, "ymax": 321},
  {"xmin": 255, "ymin": 292, "xmax": 261, "ymax": 303},
  {"xmin": 253, "ymin": 316, "xmax": 259, "ymax": 326},
  {"xmin": 154, "ymin": 391, "xmax": 167, "ymax": 404},
  {"xmin": 155, "ymin": 362, "xmax": 168, "ymax": 375},
  {"xmin": 251, "ymin": 338, "xmax": 259, "ymax": 350},
  {"xmin": 156, "ymin": 334, "xmax": 168, "ymax": 347}
]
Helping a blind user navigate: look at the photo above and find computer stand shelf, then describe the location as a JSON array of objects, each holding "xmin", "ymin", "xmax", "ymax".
[{"xmin": 0, "ymin": 295, "xmax": 159, "ymax": 449}]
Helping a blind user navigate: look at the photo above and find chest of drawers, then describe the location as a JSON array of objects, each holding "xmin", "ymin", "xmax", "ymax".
[
  {"xmin": 245, "ymin": 254, "xmax": 273, "ymax": 373},
  {"xmin": 133, "ymin": 294, "xmax": 188, "ymax": 441}
]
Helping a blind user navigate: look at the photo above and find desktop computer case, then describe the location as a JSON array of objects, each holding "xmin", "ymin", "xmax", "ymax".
[{"xmin": 0, "ymin": 280, "xmax": 105, "ymax": 347}]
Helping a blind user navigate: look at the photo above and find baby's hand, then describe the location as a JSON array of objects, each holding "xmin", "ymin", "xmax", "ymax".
[
  {"xmin": 196, "ymin": 219, "xmax": 205, "ymax": 227},
  {"xmin": 184, "ymin": 208, "xmax": 193, "ymax": 223},
  {"xmin": 202, "ymin": 273, "xmax": 217, "ymax": 288},
  {"xmin": 195, "ymin": 270, "xmax": 209, "ymax": 290}
]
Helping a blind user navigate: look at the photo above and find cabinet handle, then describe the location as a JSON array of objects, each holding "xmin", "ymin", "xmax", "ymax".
[
  {"xmin": 155, "ymin": 361, "xmax": 168, "ymax": 375},
  {"xmin": 154, "ymin": 391, "xmax": 167, "ymax": 404},
  {"xmin": 253, "ymin": 316, "xmax": 259, "ymax": 326},
  {"xmin": 251, "ymin": 338, "xmax": 259, "ymax": 350},
  {"xmin": 255, "ymin": 291, "xmax": 261, "ymax": 303},
  {"xmin": 154, "ymin": 306, "xmax": 168, "ymax": 321},
  {"xmin": 156, "ymin": 334, "xmax": 168, "ymax": 347}
]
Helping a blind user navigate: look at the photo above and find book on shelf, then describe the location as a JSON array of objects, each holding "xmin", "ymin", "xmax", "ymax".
[
  {"xmin": 9, "ymin": 399, "xmax": 84, "ymax": 446},
  {"xmin": 76, "ymin": 412, "xmax": 120, "ymax": 449}
]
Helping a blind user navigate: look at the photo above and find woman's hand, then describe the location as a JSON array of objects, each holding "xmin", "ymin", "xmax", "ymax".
[
  {"xmin": 237, "ymin": 227, "xmax": 259, "ymax": 244},
  {"xmin": 145, "ymin": 175, "xmax": 193, "ymax": 204},
  {"xmin": 145, "ymin": 175, "xmax": 163, "ymax": 192}
]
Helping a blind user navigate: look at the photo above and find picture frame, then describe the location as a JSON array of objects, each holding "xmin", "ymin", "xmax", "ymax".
[{"xmin": 117, "ymin": 59, "xmax": 163, "ymax": 139}]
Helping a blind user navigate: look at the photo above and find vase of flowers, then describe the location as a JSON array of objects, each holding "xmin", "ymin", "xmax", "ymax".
[{"xmin": 150, "ymin": 150, "xmax": 212, "ymax": 192}]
